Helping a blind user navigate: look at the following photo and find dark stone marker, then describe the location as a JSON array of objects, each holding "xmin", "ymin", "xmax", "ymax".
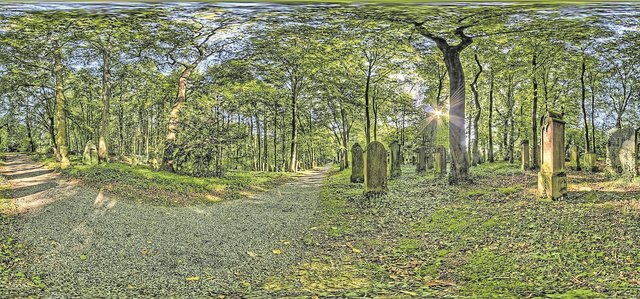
[
  {"xmin": 390, "ymin": 141, "xmax": 401, "ymax": 178},
  {"xmin": 434, "ymin": 144, "xmax": 446, "ymax": 176},
  {"xmin": 351, "ymin": 143, "xmax": 364, "ymax": 183},
  {"xmin": 365, "ymin": 141, "xmax": 387, "ymax": 197},
  {"xmin": 416, "ymin": 146, "xmax": 427, "ymax": 172},
  {"xmin": 521, "ymin": 140, "xmax": 530, "ymax": 171}
]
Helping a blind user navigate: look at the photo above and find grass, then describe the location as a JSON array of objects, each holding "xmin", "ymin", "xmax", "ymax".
[
  {"xmin": 42, "ymin": 156, "xmax": 295, "ymax": 206},
  {"xmin": 262, "ymin": 161, "xmax": 640, "ymax": 298}
]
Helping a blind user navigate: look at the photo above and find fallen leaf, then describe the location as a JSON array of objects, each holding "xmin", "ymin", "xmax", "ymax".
[
  {"xmin": 272, "ymin": 249, "xmax": 282, "ymax": 255},
  {"xmin": 185, "ymin": 276, "xmax": 200, "ymax": 281},
  {"xmin": 247, "ymin": 251, "xmax": 258, "ymax": 258},
  {"xmin": 79, "ymin": 255, "xmax": 87, "ymax": 261}
]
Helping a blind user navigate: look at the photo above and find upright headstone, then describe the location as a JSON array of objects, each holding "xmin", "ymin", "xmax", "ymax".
[
  {"xmin": 583, "ymin": 152, "xmax": 597, "ymax": 172},
  {"xmin": 82, "ymin": 140, "xmax": 98, "ymax": 165},
  {"xmin": 569, "ymin": 145, "xmax": 581, "ymax": 171},
  {"xmin": 433, "ymin": 145, "xmax": 446, "ymax": 176},
  {"xmin": 416, "ymin": 146, "xmax": 427, "ymax": 172},
  {"xmin": 538, "ymin": 111, "xmax": 567, "ymax": 200},
  {"xmin": 365, "ymin": 141, "xmax": 388, "ymax": 197},
  {"xmin": 521, "ymin": 140, "xmax": 530, "ymax": 171},
  {"xmin": 351, "ymin": 143, "xmax": 364, "ymax": 183},
  {"xmin": 390, "ymin": 141, "xmax": 401, "ymax": 178},
  {"xmin": 607, "ymin": 127, "xmax": 638, "ymax": 175}
]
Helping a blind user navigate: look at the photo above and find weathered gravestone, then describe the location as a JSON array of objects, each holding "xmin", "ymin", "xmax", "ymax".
[
  {"xmin": 433, "ymin": 145, "xmax": 446, "ymax": 176},
  {"xmin": 351, "ymin": 143, "xmax": 364, "ymax": 183},
  {"xmin": 583, "ymin": 152, "xmax": 597, "ymax": 172},
  {"xmin": 607, "ymin": 127, "xmax": 639, "ymax": 175},
  {"xmin": 82, "ymin": 140, "xmax": 99, "ymax": 165},
  {"xmin": 538, "ymin": 111, "xmax": 567, "ymax": 200},
  {"xmin": 416, "ymin": 146, "xmax": 427, "ymax": 172},
  {"xmin": 390, "ymin": 141, "xmax": 402, "ymax": 178},
  {"xmin": 521, "ymin": 140, "xmax": 530, "ymax": 171},
  {"xmin": 569, "ymin": 144, "xmax": 581, "ymax": 171},
  {"xmin": 365, "ymin": 141, "xmax": 387, "ymax": 197}
]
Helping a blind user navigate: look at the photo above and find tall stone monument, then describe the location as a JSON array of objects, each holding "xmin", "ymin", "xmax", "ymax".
[
  {"xmin": 390, "ymin": 141, "xmax": 402, "ymax": 178},
  {"xmin": 521, "ymin": 140, "xmax": 530, "ymax": 171},
  {"xmin": 365, "ymin": 141, "xmax": 388, "ymax": 197},
  {"xmin": 569, "ymin": 144, "xmax": 581, "ymax": 171},
  {"xmin": 351, "ymin": 143, "xmax": 364, "ymax": 183},
  {"xmin": 82, "ymin": 140, "xmax": 99, "ymax": 165},
  {"xmin": 416, "ymin": 146, "xmax": 427, "ymax": 172},
  {"xmin": 538, "ymin": 111, "xmax": 567, "ymax": 200},
  {"xmin": 434, "ymin": 144, "xmax": 446, "ymax": 176},
  {"xmin": 607, "ymin": 127, "xmax": 639, "ymax": 175}
]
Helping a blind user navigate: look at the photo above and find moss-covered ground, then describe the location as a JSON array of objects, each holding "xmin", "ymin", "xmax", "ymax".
[
  {"xmin": 33, "ymin": 154, "xmax": 295, "ymax": 206},
  {"xmin": 261, "ymin": 162, "xmax": 640, "ymax": 298}
]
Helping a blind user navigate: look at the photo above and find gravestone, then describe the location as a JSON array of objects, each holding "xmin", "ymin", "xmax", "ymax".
[
  {"xmin": 538, "ymin": 111, "xmax": 567, "ymax": 200},
  {"xmin": 583, "ymin": 152, "xmax": 597, "ymax": 172},
  {"xmin": 569, "ymin": 145, "xmax": 581, "ymax": 171},
  {"xmin": 82, "ymin": 140, "xmax": 98, "ymax": 165},
  {"xmin": 433, "ymin": 145, "xmax": 446, "ymax": 176},
  {"xmin": 351, "ymin": 143, "xmax": 364, "ymax": 183},
  {"xmin": 390, "ymin": 141, "xmax": 402, "ymax": 178},
  {"xmin": 365, "ymin": 141, "xmax": 387, "ymax": 197},
  {"xmin": 607, "ymin": 127, "xmax": 639, "ymax": 175},
  {"xmin": 416, "ymin": 146, "xmax": 427, "ymax": 172},
  {"xmin": 521, "ymin": 140, "xmax": 530, "ymax": 171}
]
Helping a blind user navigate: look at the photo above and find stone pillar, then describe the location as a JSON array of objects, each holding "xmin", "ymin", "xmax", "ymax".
[
  {"xmin": 583, "ymin": 152, "xmax": 597, "ymax": 172},
  {"xmin": 433, "ymin": 145, "xmax": 446, "ymax": 176},
  {"xmin": 538, "ymin": 111, "xmax": 567, "ymax": 200},
  {"xmin": 365, "ymin": 141, "xmax": 387, "ymax": 197},
  {"xmin": 569, "ymin": 145, "xmax": 581, "ymax": 171},
  {"xmin": 607, "ymin": 127, "xmax": 638, "ymax": 175},
  {"xmin": 83, "ymin": 140, "xmax": 98, "ymax": 166},
  {"xmin": 416, "ymin": 146, "xmax": 427, "ymax": 172},
  {"xmin": 521, "ymin": 140, "xmax": 530, "ymax": 171},
  {"xmin": 350, "ymin": 143, "xmax": 364, "ymax": 183},
  {"xmin": 390, "ymin": 141, "xmax": 401, "ymax": 178}
]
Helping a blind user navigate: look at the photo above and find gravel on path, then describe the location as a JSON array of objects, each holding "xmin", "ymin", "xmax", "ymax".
[{"xmin": 1, "ymin": 154, "xmax": 330, "ymax": 298}]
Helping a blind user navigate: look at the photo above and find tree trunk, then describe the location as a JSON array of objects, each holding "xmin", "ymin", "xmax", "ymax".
[
  {"xmin": 580, "ymin": 57, "xmax": 590, "ymax": 152},
  {"xmin": 443, "ymin": 49, "xmax": 469, "ymax": 182},
  {"xmin": 488, "ymin": 73, "xmax": 495, "ymax": 163},
  {"xmin": 163, "ymin": 65, "xmax": 195, "ymax": 172},
  {"xmin": 531, "ymin": 53, "xmax": 539, "ymax": 169},
  {"xmin": 98, "ymin": 45, "xmax": 111, "ymax": 163},
  {"xmin": 53, "ymin": 41, "xmax": 70, "ymax": 169},
  {"xmin": 288, "ymin": 93, "xmax": 297, "ymax": 172},
  {"xmin": 471, "ymin": 53, "xmax": 482, "ymax": 166},
  {"xmin": 364, "ymin": 66, "xmax": 372, "ymax": 146}
]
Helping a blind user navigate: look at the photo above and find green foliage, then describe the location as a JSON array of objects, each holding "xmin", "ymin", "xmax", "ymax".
[
  {"xmin": 63, "ymin": 163, "xmax": 293, "ymax": 205},
  {"xmin": 270, "ymin": 163, "xmax": 640, "ymax": 297}
]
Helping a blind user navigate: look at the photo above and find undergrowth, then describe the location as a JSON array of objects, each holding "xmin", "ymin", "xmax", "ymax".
[{"xmin": 262, "ymin": 161, "xmax": 640, "ymax": 298}]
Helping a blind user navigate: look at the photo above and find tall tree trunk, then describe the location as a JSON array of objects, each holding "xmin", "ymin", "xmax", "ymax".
[
  {"xmin": 364, "ymin": 66, "xmax": 372, "ymax": 146},
  {"xmin": 590, "ymin": 72, "xmax": 596, "ymax": 152},
  {"xmin": 471, "ymin": 53, "xmax": 483, "ymax": 166},
  {"xmin": 488, "ymin": 73, "xmax": 495, "ymax": 163},
  {"xmin": 288, "ymin": 93, "xmax": 297, "ymax": 172},
  {"xmin": 98, "ymin": 44, "xmax": 111, "ymax": 163},
  {"xmin": 341, "ymin": 107, "xmax": 349, "ymax": 169},
  {"xmin": 531, "ymin": 53, "xmax": 539, "ymax": 169},
  {"xmin": 580, "ymin": 57, "xmax": 590, "ymax": 152},
  {"xmin": 53, "ymin": 41, "xmax": 70, "ymax": 169},
  {"xmin": 443, "ymin": 49, "xmax": 469, "ymax": 182},
  {"xmin": 163, "ymin": 65, "xmax": 195, "ymax": 172}
]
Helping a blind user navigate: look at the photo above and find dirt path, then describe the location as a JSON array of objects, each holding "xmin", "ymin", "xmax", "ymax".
[
  {"xmin": 1, "ymin": 154, "xmax": 331, "ymax": 297},
  {"xmin": 0, "ymin": 153, "xmax": 75, "ymax": 214}
]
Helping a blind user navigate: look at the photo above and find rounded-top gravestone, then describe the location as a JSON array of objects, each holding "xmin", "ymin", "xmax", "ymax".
[{"xmin": 365, "ymin": 141, "xmax": 387, "ymax": 197}]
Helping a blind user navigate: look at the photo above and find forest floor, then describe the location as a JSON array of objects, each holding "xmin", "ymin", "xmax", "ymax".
[
  {"xmin": 2, "ymin": 154, "xmax": 640, "ymax": 298},
  {"xmin": 0, "ymin": 153, "xmax": 331, "ymax": 297},
  {"xmin": 264, "ymin": 162, "xmax": 640, "ymax": 298}
]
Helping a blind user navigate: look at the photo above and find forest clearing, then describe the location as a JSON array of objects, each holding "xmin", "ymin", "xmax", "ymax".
[{"xmin": 1, "ymin": 1, "xmax": 640, "ymax": 298}]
